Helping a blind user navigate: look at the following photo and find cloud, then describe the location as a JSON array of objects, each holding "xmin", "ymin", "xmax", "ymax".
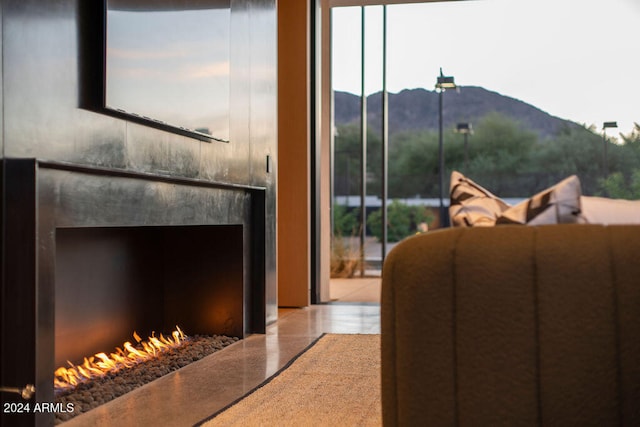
[
  {"xmin": 185, "ymin": 62, "xmax": 230, "ymax": 79},
  {"xmin": 107, "ymin": 47, "xmax": 187, "ymax": 60}
]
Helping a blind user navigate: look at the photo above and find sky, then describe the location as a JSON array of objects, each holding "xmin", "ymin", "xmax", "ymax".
[
  {"xmin": 332, "ymin": 0, "xmax": 640, "ymax": 138},
  {"xmin": 106, "ymin": 8, "xmax": 230, "ymax": 140}
]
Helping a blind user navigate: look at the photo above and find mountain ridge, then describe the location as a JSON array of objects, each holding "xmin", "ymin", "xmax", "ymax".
[{"xmin": 334, "ymin": 86, "xmax": 580, "ymax": 139}]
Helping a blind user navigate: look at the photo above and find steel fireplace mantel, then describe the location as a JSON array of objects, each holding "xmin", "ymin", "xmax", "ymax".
[{"xmin": 1, "ymin": 158, "xmax": 267, "ymax": 426}]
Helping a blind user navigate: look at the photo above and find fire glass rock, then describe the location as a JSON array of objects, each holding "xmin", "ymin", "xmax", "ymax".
[{"xmin": 54, "ymin": 335, "xmax": 239, "ymax": 424}]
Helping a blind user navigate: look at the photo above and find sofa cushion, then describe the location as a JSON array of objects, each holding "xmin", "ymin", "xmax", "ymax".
[
  {"xmin": 581, "ymin": 196, "xmax": 640, "ymax": 224},
  {"xmin": 449, "ymin": 171, "xmax": 510, "ymax": 227},
  {"xmin": 496, "ymin": 175, "xmax": 583, "ymax": 225}
]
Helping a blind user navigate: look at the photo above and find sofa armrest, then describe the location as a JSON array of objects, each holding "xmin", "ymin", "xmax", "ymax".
[{"xmin": 381, "ymin": 224, "xmax": 640, "ymax": 426}]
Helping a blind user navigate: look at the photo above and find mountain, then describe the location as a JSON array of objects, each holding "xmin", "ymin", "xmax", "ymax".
[{"xmin": 334, "ymin": 86, "xmax": 579, "ymax": 139}]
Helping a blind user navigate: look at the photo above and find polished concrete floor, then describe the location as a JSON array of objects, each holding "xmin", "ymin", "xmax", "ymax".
[
  {"xmin": 330, "ymin": 277, "xmax": 381, "ymax": 303},
  {"xmin": 63, "ymin": 283, "xmax": 381, "ymax": 427}
]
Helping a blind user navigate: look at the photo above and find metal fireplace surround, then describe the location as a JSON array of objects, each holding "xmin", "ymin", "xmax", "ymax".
[{"xmin": 1, "ymin": 158, "xmax": 267, "ymax": 426}]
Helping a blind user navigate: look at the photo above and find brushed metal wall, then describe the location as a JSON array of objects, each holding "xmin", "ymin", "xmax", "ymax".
[
  {"xmin": 0, "ymin": 0, "xmax": 277, "ymax": 320},
  {"xmin": 0, "ymin": 2, "xmax": 277, "ymax": 424}
]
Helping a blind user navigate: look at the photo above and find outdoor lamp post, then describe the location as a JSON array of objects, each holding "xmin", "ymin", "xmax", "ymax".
[
  {"xmin": 436, "ymin": 68, "xmax": 456, "ymax": 227},
  {"xmin": 602, "ymin": 121, "xmax": 617, "ymax": 178},
  {"xmin": 455, "ymin": 122, "xmax": 473, "ymax": 171}
]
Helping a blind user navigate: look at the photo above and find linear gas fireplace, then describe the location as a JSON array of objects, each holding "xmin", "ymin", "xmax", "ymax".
[
  {"xmin": 1, "ymin": 159, "xmax": 268, "ymax": 426},
  {"xmin": 55, "ymin": 224, "xmax": 245, "ymax": 367}
]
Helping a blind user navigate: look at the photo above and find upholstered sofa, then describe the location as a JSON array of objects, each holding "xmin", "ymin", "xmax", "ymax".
[{"xmin": 381, "ymin": 224, "xmax": 640, "ymax": 426}]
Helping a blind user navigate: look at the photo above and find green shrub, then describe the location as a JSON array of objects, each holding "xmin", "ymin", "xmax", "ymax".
[
  {"xmin": 368, "ymin": 201, "xmax": 434, "ymax": 242},
  {"xmin": 598, "ymin": 169, "xmax": 640, "ymax": 199},
  {"xmin": 332, "ymin": 204, "xmax": 359, "ymax": 236}
]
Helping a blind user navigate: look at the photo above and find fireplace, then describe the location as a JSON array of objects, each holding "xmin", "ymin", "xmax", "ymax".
[
  {"xmin": 1, "ymin": 159, "xmax": 267, "ymax": 426},
  {"xmin": 54, "ymin": 224, "xmax": 245, "ymax": 367}
]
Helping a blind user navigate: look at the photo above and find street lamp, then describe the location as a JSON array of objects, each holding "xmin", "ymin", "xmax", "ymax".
[
  {"xmin": 602, "ymin": 121, "xmax": 617, "ymax": 178},
  {"xmin": 455, "ymin": 122, "xmax": 473, "ymax": 171},
  {"xmin": 435, "ymin": 68, "xmax": 456, "ymax": 227}
]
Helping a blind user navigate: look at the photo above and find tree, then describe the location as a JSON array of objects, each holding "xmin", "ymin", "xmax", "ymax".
[
  {"xmin": 334, "ymin": 115, "xmax": 640, "ymax": 204},
  {"xmin": 387, "ymin": 130, "xmax": 439, "ymax": 198},
  {"xmin": 597, "ymin": 123, "xmax": 640, "ymax": 199},
  {"xmin": 333, "ymin": 123, "xmax": 382, "ymax": 196},
  {"xmin": 531, "ymin": 125, "xmax": 603, "ymax": 194}
]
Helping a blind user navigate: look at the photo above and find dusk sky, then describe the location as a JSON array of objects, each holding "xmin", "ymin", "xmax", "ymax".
[
  {"xmin": 106, "ymin": 7, "xmax": 230, "ymax": 140},
  {"xmin": 332, "ymin": 0, "xmax": 640, "ymax": 138}
]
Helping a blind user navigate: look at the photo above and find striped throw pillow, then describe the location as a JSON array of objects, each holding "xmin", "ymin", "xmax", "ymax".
[
  {"xmin": 449, "ymin": 171, "xmax": 510, "ymax": 227},
  {"xmin": 496, "ymin": 175, "xmax": 583, "ymax": 225}
]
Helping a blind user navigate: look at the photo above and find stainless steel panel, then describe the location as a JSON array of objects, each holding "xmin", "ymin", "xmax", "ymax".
[
  {"xmin": 1, "ymin": 0, "xmax": 277, "ymax": 185},
  {"xmin": 249, "ymin": 0, "xmax": 278, "ymax": 323},
  {"xmin": 0, "ymin": 0, "xmax": 277, "ymax": 320},
  {"xmin": 125, "ymin": 123, "xmax": 202, "ymax": 178},
  {"xmin": 1, "ymin": 0, "xmax": 278, "ymax": 422},
  {"xmin": 38, "ymin": 167, "xmax": 252, "ymax": 228},
  {"xmin": 34, "ymin": 163, "xmax": 267, "ymax": 421}
]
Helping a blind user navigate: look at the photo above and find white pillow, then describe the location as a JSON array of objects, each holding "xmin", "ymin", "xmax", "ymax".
[{"xmin": 580, "ymin": 196, "xmax": 640, "ymax": 225}]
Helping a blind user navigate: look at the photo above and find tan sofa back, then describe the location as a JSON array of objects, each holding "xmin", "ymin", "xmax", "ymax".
[{"xmin": 381, "ymin": 225, "xmax": 640, "ymax": 426}]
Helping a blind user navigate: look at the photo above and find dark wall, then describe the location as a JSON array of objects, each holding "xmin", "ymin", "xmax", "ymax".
[{"xmin": 0, "ymin": 0, "xmax": 277, "ymax": 322}]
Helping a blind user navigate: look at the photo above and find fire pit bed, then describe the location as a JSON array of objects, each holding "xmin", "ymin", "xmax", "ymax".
[{"xmin": 54, "ymin": 334, "xmax": 239, "ymax": 424}]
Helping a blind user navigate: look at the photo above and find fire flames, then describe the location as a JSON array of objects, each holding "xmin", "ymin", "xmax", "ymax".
[{"xmin": 54, "ymin": 326, "xmax": 186, "ymax": 391}]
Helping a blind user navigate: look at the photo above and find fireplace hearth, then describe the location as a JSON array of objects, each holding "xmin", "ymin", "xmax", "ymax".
[{"xmin": 1, "ymin": 159, "xmax": 267, "ymax": 426}]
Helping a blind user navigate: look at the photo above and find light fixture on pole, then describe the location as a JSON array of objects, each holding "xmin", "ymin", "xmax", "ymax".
[
  {"xmin": 602, "ymin": 121, "xmax": 617, "ymax": 178},
  {"xmin": 436, "ymin": 69, "xmax": 456, "ymax": 90},
  {"xmin": 455, "ymin": 122, "xmax": 473, "ymax": 171},
  {"xmin": 435, "ymin": 68, "xmax": 456, "ymax": 227}
]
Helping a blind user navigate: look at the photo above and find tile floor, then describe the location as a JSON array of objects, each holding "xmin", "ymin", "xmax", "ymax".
[{"xmin": 63, "ymin": 279, "xmax": 381, "ymax": 427}]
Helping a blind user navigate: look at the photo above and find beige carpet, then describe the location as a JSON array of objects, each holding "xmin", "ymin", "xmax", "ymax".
[{"xmin": 198, "ymin": 334, "xmax": 382, "ymax": 427}]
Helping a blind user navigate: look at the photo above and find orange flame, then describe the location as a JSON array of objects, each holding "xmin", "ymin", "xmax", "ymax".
[{"xmin": 54, "ymin": 326, "xmax": 186, "ymax": 391}]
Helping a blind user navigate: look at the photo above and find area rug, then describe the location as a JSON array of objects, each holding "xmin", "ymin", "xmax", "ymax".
[{"xmin": 196, "ymin": 333, "xmax": 381, "ymax": 427}]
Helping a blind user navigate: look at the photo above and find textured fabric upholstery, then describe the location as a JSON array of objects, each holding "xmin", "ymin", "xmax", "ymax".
[{"xmin": 381, "ymin": 225, "xmax": 640, "ymax": 426}]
